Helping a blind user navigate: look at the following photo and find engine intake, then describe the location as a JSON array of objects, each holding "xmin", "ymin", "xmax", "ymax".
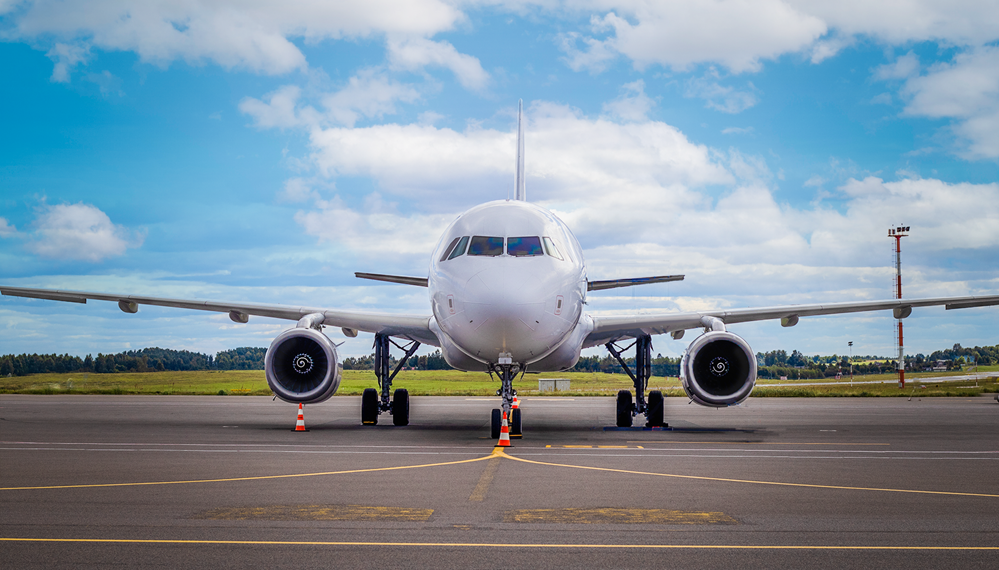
[
  {"xmin": 265, "ymin": 327, "xmax": 342, "ymax": 404},
  {"xmin": 680, "ymin": 331, "xmax": 757, "ymax": 407}
]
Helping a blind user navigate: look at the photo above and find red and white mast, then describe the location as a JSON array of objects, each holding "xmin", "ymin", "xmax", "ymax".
[{"xmin": 889, "ymin": 225, "xmax": 910, "ymax": 388}]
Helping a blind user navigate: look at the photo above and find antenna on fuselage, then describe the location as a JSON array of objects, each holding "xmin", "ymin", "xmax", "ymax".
[{"xmin": 514, "ymin": 99, "xmax": 526, "ymax": 202}]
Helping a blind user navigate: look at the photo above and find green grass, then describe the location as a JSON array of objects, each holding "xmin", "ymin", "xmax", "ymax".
[{"xmin": 1, "ymin": 369, "xmax": 996, "ymax": 398}]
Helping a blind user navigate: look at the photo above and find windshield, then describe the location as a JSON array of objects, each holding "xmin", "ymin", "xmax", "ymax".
[
  {"xmin": 507, "ymin": 236, "xmax": 544, "ymax": 257},
  {"xmin": 467, "ymin": 236, "xmax": 504, "ymax": 256}
]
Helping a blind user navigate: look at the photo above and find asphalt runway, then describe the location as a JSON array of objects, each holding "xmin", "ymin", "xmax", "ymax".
[{"xmin": 2, "ymin": 394, "xmax": 998, "ymax": 569}]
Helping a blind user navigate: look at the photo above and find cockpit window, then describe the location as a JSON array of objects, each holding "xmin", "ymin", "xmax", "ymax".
[
  {"xmin": 467, "ymin": 236, "xmax": 504, "ymax": 256},
  {"xmin": 439, "ymin": 237, "xmax": 461, "ymax": 262},
  {"xmin": 447, "ymin": 236, "xmax": 469, "ymax": 260},
  {"xmin": 508, "ymin": 236, "xmax": 544, "ymax": 257},
  {"xmin": 542, "ymin": 237, "xmax": 564, "ymax": 261}
]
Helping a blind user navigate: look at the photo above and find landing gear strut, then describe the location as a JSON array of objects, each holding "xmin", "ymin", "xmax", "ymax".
[
  {"xmin": 606, "ymin": 335, "xmax": 666, "ymax": 428},
  {"xmin": 489, "ymin": 353, "xmax": 523, "ymax": 439},
  {"xmin": 361, "ymin": 333, "xmax": 420, "ymax": 426}
]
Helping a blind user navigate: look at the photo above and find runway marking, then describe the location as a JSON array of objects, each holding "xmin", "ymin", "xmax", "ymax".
[
  {"xmin": 0, "ymin": 454, "xmax": 494, "ymax": 491},
  {"xmin": 545, "ymin": 445, "xmax": 640, "ymax": 449},
  {"xmin": 504, "ymin": 508, "xmax": 737, "ymax": 525},
  {"xmin": 627, "ymin": 441, "xmax": 890, "ymax": 446},
  {"xmin": 194, "ymin": 505, "xmax": 433, "ymax": 522},
  {"xmin": 1, "ymin": 538, "xmax": 997, "ymax": 550},
  {"xmin": 493, "ymin": 449, "xmax": 999, "ymax": 498},
  {"xmin": 468, "ymin": 456, "xmax": 501, "ymax": 502}
]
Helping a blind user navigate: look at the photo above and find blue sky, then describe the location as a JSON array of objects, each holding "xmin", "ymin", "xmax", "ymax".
[{"xmin": 1, "ymin": 1, "xmax": 998, "ymax": 361}]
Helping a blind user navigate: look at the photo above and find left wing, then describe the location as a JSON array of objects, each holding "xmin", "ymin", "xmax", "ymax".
[
  {"xmin": 583, "ymin": 294, "xmax": 999, "ymax": 347},
  {"xmin": 0, "ymin": 286, "xmax": 439, "ymax": 346}
]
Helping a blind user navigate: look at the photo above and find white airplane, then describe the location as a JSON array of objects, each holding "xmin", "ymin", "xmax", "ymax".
[{"xmin": 4, "ymin": 101, "xmax": 999, "ymax": 438}]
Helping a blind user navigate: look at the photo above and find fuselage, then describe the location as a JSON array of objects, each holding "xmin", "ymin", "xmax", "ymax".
[{"xmin": 427, "ymin": 200, "xmax": 589, "ymax": 372}]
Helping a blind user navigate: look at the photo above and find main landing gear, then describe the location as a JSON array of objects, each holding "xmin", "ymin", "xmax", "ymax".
[
  {"xmin": 606, "ymin": 335, "xmax": 666, "ymax": 428},
  {"xmin": 489, "ymin": 353, "xmax": 523, "ymax": 439},
  {"xmin": 361, "ymin": 333, "xmax": 421, "ymax": 426}
]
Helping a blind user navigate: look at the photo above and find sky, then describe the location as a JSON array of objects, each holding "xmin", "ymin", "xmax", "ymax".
[{"xmin": 1, "ymin": 0, "xmax": 998, "ymax": 363}]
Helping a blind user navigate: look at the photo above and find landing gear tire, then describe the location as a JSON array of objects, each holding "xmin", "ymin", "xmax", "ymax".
[
  {"xmin": 491, "ymin": 408, "xmax": 502, "ymax": 439},
  {"xmin": 392, "ymin": 388, "xmax": 409, "ymax": 426},
  {"xmin": 646, "ymin": 390, "xmax": 665, "ymax": 427},
  {"xmin": 361, "ymin": 388, "xmax": 379, "ymax": 425},
  {"xmin": 616, "ymin": 390, "xmax": 633, "ymax": 428},
  {"xmin": 510, "ymin": 408, "xmax": 522, "ymax": 436}
]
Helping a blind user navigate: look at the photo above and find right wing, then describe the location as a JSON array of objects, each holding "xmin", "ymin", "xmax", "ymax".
[
  {"xmin": 584, "ymin": 294, "xmax": 999, "ymax": 347},
  {"xmin": 587, "ymin": 275, "xmax": 684, "ymax": 291},
  {"xmin": 0, "ymin": 286, "xmax": 439, "ymax": 346}
]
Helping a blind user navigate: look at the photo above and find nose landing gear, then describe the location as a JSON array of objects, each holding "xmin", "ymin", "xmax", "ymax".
[
  {"xmin": 489, "ymin": 354, "xmax": 524, "ymax": 439},
  {"xmin": 607, "ymin": 335, "xmax": 667, "ymax": 428}
]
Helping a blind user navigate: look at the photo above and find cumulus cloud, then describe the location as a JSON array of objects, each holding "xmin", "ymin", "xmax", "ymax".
[
  {"xmin": 898, "ymin": 47, "xmax": 999, "ymax": 158},
  {"xmin": 8, "ymin": 0, "xmax": 463, "ymax": 79},
  {"xmin": 602, "ymin": 79, "xmax": 655, "ymax": 121},
  {"xmin": 386, "ymin": 36, "xmax": 490, "ymax": 91},
  {"xmin": 26, "ymin": 202, "xmax": 144, "ymax": 262},
  {"xmin": 0, "ymin": 217, "xmax": 18, "ymax": 238},
  {"xmin": 685, "ymin": 69, "xmax": 759, "ymax": 113},
  {"xmin": 322, "ymin": 69, "xmax": 421, "ymax": 126},
  {"xmin": 560, "ymin": 0, "xmax": 826, "ymax": 73}
]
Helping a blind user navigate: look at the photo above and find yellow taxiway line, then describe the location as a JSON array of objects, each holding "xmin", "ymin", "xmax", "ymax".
[{"xmin": 0, "ymin": 538, "xmax": 996, "ymax": 550}]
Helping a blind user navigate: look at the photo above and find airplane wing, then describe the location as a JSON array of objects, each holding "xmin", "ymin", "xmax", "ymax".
[
  {"xmin": 583, "ymin": 294, "xmax": 999, "ymax": 347},
  {"xmin": 0, "ymin": 286, "xmax": 439, "ymax": 346},
  {"xmin": 587, "ymin": 275, "xmax": 684, "ymax": 291}
]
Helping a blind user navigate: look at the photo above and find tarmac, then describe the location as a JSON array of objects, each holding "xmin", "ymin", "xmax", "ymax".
[{"xmin": 2, "ymin": 394, "xmax": 998, "ymax": 569}]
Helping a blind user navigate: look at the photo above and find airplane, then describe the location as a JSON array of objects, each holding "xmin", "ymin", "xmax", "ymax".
[{"xmin": 3, "ymin": 100, "xmax": 999, "ymax": 439}]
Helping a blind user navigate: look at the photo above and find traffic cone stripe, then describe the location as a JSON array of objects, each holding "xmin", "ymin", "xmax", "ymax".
[
  {"xmin": 294, "ymin": 403, "xmax": 309, "ymax": 432},
  {"xmin": 496, "ymin": 411, "xmax": 511, "ymax": 447},
  {"xmin": 512, "ymin": 395, "xmax": 519, "ymax": 409}
]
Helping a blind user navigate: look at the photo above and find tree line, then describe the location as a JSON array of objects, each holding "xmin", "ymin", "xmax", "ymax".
[{"xmin": 3, "ymin": 343, "xmax": 996, "ymax": 378}]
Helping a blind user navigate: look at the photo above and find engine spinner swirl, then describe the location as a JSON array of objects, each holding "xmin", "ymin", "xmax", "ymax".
[{"xmin": 292, "ymin": 353, "xmax": 314, "ymax": 374}]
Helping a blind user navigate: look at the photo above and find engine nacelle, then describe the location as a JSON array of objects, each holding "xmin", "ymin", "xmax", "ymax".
[
  {"xmin": 265, "ymin": 327, "xmax": 342, "ymax": 404},
  {"xmin": 680, "ymin": 331, "xmax": 757, "ymax": 407}
]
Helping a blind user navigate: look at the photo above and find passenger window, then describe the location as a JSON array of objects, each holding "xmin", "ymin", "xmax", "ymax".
[
  {"xmin": 468, "ymin": 236, "xmax": 504, "ymax": 256},
  {"xmin": 447, "ymin": 236, "xmax": 469, "ymax": 260},
  {"xmin": 508, "ymin": 236, "xmax": 544, "ymax": 257},
  {"xmin": 543, "ymin": 237, "xmax": 564, "ymax": 261},
  {"xmin": 439, "ymin": 237, "xmax": 461, "ymax": 262}
]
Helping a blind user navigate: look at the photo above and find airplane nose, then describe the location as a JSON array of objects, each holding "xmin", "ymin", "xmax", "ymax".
[{"xmin": 464, "ymin": 268, "xmax": 547, "ymax": 355}]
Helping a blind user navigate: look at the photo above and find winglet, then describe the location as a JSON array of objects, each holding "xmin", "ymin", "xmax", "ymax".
[{"xmin": 514, "ymin": 99, "xmax": 526, "ymax": 201}]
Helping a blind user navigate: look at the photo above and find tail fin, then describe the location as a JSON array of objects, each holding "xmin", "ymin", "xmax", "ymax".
[{"xmin": 514, "ymin": 99, "xmax": 526, "ymax": 201}]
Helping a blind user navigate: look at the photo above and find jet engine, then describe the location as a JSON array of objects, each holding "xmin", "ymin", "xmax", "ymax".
[
  {"xmin": 265, "ymin": 327, "xmax": 342, "ymax": 404},
  {"xmin": 680, "ymin": 331, "xmax": 757, "ymax": 407}
]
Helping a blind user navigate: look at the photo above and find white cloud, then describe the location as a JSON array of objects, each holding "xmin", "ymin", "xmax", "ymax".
[
  {"xmin": 10, "ymin": 0, "xmax": 464, "ymax": 78},
  {"xmin": 561, "ymin": 0, "xmax": 826, "ymax": 73},
  {"xmin": 602, "ymin": 79, "xmax": 655, "ymax": 121},
  {"xmin": 899, "ymin": 47, "xmax": 999, "ymax": 158},
  {"xmin": 721, "ymin": 126, "xmax": 754, "ymax": 135},
  {"xmin": 46, "ymin": 42, "xmax": 89, "ymax": 82},
  {"xmin": 685, "ymin": 69, "xmax": 759, "ymax": 113},
  {"xmin": 322, "ymin": 69, "xmax": 421, "ymax": 126},
  {"xmin": 874, "ymin": 52, "xmax": 920, "ymax": 80},
  {"xmin": 386, "ymin": 36, "xmax": 489, "ymax": 91},
  {"xmin": 0, "ymin": 217, "xmax": 18, "ymax": 238},
  {"xmin": 26, "ymin": 202, "xmax": 144, "ymax": 262},
  {"xmin": 239, "ymin": 85, "xmax": 308, "ymax": 130}
]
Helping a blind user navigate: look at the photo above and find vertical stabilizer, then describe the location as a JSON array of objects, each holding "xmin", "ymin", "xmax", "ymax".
[{"xmin": 514, "ymin": 99, "xmax": 526, "ymax": 201}]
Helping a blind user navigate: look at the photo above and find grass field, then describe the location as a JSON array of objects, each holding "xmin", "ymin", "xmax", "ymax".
[{"xmin": 2, "ymin": 368, "xmax": 998, "ymax": 398}]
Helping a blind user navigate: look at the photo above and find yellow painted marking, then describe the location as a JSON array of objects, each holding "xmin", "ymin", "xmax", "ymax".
[
  {"xmin": 597, "ymin": 446, "xmax": 628, "ymax": 449},
  {"xmin": 468, "ymin": 457, "xmax": 501, "ymax": 502},
  {"xmin": 1, "ymin": 538, "xmax": 997, "ymax": 550},
  {"xmin": 504, "ymin": 508, "xmax": 736, "ymax": 525},
  {"xmin": 194, "ymin": 505, "xmax": 432, "ymax": 522},
  {"xmin": 563, "ymin": 445, "xmax": 593, "ymax": 448},
  {"xmin": 489, "ymin": 448, "xmax": 999, "ymax": 498},
  {"xmin": 0, "ymin": 455, "xmax": 494, "ymax": 491},
  {"xmin": 627, "ymin": 441, "xmax": 890, "ymax": 446}
]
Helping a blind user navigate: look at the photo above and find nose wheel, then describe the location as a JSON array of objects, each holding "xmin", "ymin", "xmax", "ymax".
[{"xmin": 490, "ymin": 355, "xmax": 524, "ymax": 438}]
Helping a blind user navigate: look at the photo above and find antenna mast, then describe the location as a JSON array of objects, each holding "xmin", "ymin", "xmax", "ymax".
[{"xmin": 889, "ymin": 225, "xmax": 910, "ymax": 388}]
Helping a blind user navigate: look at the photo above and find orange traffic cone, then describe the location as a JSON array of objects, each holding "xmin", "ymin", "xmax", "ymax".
[
  {"xmin": 512, "ymin": 395, "xmax": 519, "ymax": 410},
  {"xmin": 293, "ymin": 403, "xmax": 309, "ymax": 432},
  {"xmin": 496, "ymin": 411, "xmax": 511, "ymax": 447}
]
